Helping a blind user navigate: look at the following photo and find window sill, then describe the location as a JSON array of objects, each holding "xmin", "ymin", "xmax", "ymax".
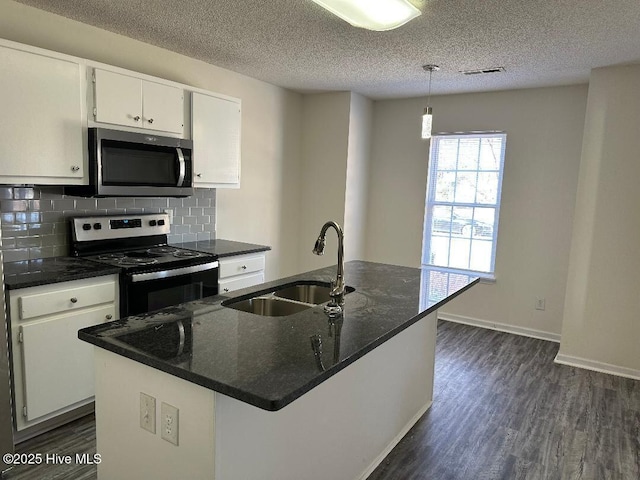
[{"xmin": 423, "ymin": 265, "xmax": 496, "ymax": 283}]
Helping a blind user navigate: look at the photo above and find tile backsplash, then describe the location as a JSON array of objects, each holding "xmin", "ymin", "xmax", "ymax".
[{"xmin": 0, "ymin": 186, "xmax": 216, "ymax": 262}]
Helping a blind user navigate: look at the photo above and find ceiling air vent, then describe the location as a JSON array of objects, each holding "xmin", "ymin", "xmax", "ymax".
[{"xmin": 460, "ymin": 67, "xmax": 506, "ymax": 75}]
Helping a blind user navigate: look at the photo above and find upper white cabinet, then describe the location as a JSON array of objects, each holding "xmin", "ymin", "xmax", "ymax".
[
  {"xmin": 192, "ymin": 92, "xmax": 241, "ymax": 188},
  {"xmin": 93, "ymin": 69, "xmax": 184, "ymax": 135},
  {"xmin": 0, "ymin": 43, "xmax": 85, "ymax": 185}
]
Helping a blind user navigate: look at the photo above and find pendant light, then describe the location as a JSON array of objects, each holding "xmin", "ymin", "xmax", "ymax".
[
  {"xmin": 311, "ymin": 0, "xmax": 421, "ymax": 31},
  {"xmin": 421, "ymin": 64, "xmax": 440, "ymax": 140}
]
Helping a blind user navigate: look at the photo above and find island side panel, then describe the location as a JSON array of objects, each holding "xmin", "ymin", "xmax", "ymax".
[
  {"xmin": 214, "ymin": 311, "xmax": 438, "ymax": 480},
  {"xmin": 93, "ymin": 348, "xmax": 216, "ymax": 480}
]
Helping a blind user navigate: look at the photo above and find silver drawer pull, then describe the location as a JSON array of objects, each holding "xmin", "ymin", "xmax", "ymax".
[
  {"xmin": 70, "ymin": 297, "xmax": 78, "ymax": 303},
  {"xmin": 241, "ymin": 265, "xmax": 247, "ymax": 270},
  {"xmin": 148, "ymin": 118, "xmax": 154, "ymax": 124},
  {"xmin": 105, "ymin": 314, "xmax": 113, "ymax": 320},
  {"xmin": 223, "ymin": 288, "xmax": 229, "ymax": 292},
  {"xmin": 71, "ymin": 165, "xmax": 80, "ymax": 172},
  {"xmin": 133, "ymin": 115, "xmax": 140, "ymax": 122}
]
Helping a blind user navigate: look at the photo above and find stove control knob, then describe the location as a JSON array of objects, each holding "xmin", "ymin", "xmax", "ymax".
[
  {"xmin": 149, "ymin": 220, "xmax": 157, "ymax": 226},
  {"xmin": 93, "ymin": 223, "xmax": 102, "ymax": 230},
  {"xmin": 82, "ymin": 223, "xmax": 91, "ymax": 231},
  {"xmin": 158, "ymin": 219, "xmax": 165, "ymax": 226}
]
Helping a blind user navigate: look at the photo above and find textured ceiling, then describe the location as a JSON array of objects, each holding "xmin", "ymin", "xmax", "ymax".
[{"xmin": 13, "ymin": 0, "xmax": 640, "ymax": 99}]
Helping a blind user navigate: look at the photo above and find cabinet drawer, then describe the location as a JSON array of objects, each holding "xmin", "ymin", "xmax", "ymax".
[
  {"xmin": 219, "ymin": 254, "xmax": 265, "ymax": 279},
  {"xmin": 219, "ymin": 272, "xmax": 265, "ymax": 294},
  {"xmin": 17, "ymin": 280, "xmax": 116, "ymax": 320}
]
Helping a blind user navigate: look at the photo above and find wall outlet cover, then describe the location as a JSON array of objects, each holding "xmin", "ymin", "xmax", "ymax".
[
  {"xmin": 140, "ymin": 392, "xmax": 156, "ymax": 434},
  {"xmin": 161, "ymin": 402, "xmax": 179, "ymax": 446}
]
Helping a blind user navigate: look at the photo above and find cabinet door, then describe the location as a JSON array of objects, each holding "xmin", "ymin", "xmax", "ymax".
[
  {"xmin": 192, "ymin": 92, "xmax": 241, "ymax": 187},
  {"xmin": 19, "ymin": 305, "xmax": 115, "ymax": 421},
  {"xmin": 142, "ymin": 80, "xmax": 184, "ymax": 134},
  {"xmin": 0, "ymin": 45, "xmax": 85, "ymax": 184},
  {"xmin": 94, "ymin": 69, "xmax": 143, "ymax": 128}
]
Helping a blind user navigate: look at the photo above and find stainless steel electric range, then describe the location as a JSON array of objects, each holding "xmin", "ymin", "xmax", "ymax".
[{"xmin": 71, "ymin": 213, "xmax": 219, "ymax": 318}]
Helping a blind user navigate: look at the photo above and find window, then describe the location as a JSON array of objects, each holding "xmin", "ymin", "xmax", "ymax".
[{"xmin": 422, "ymin": 133, "xmax": 506, "ymax": 278}]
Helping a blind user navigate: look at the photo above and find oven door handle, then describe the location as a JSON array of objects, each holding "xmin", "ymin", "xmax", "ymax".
[
  {"xmin": 130, "ymin": 261, "xmax": 219, "ymax": 282},
  {"xmin": 176, "ymin": 148, "xmax": 186, "ymax": 187}
]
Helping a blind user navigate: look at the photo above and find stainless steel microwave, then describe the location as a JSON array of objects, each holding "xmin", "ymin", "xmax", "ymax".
[{"xmin": 68, "ymin": 128, "xmax": 194, "ymax": 197}]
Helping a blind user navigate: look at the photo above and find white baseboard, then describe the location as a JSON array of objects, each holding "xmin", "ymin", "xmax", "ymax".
[
  {"xmin": 357, "ymin": 401, "xmax": 432, "ymax": 480},
  {"xmin": 554, "ymin": 353, "xmax": 640, "ymax": 381},
  {"xmin": 438, "ymin": 313, "xmax": 561, "ymax": 343}
]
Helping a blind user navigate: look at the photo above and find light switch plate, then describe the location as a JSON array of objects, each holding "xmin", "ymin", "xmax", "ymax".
[
  {"xmin": 140, "ymin": 392, "xmax": 156, "ymax": 434},
  {"xmin": 161, "ymin": 402, "xmax": 179, "ymax": 446}
]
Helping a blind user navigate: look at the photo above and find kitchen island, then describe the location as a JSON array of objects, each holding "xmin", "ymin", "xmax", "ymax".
[{"xmin": 79, "ymin": 261, "xmax": 478, "ymax": 480}]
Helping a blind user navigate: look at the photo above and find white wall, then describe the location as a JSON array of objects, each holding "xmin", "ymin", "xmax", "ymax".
[
  {"xmin": 297, "ymin": 92, "xmax": 351, "ymax": 272},
  {"xmin": 344, "ymin": 93, "xmax": 373, "ymax": 261},
  {"xmin": 366, "ymin": 86, "xmax": 588, "ymax": 337},
  {"xmin": 0, "ymin": 0, "xmax": 303, "ymax": 281},
  {"xmin": 558, "ymin": 65, "xmax": 640, "ymax": 377}
]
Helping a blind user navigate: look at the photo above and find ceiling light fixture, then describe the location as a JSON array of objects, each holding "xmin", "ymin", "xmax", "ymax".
[
  {"xmin": 311, "ymin": 0, "xmax": 421, "ymax": 31},
  {"xmin": 421, "ymin": 64, "xmax": 439, "ymax": 140}
]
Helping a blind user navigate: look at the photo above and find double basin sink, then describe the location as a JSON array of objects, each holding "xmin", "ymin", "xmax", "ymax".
[{"xmin": 221, "ymin": 280, "xmax": 355, "ymax": 317}]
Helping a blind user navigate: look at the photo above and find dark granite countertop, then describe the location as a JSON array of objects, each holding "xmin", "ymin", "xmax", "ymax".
[
  {"xmin": 79, "ymin": 261, "xmax": 478, "ymax": 411},
  {"xmin": 3, "ymin": 257, "xmax": 121, "ymax": 290},
  {"xmin": 171, "ymin": 239, "xmax": 270, "ymax": 258}
]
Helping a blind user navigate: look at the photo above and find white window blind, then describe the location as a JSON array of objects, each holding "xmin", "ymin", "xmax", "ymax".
[{"xmin": 422, "ymin": 133, "xmax": 506, "ymax": 277}]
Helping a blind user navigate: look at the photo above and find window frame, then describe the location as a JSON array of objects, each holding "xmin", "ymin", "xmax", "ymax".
[{"xmin": 421, "ymin": 132, "xmax": 507, "ymax": 279}]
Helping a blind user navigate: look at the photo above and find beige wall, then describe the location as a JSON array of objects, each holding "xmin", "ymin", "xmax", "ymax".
[
  {"xmin": 0, "ymin": 0, "xmax": 303, "ymax": 280},
  {"xmin": 297, "ymin": 92, "xmax": 351, "ymax": 272},
  {"xmin": 366, "ymin": 86, "xmax": 588, "ymax": 337},
  {"xmin": 558, "ymin": 65, "xmax": 640, "ymax": 376}
]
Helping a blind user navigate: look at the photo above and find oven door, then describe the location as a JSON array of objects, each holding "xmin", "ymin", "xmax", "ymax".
[{"xmin": 124, "ymin": 261, "xmax": 219, "ymax": 317}]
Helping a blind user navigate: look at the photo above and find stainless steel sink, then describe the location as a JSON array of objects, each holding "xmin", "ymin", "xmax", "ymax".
[
  {"xmin": 273, "ymin": 282, "xmax": 355, "ymax": 304},
  {"xmin": 221, "ymin": 280, "xmax": 355, "ymax": 317},
  {"xmin": 223, "ymin": 297, "xmax": 312, "ymax": 316}
]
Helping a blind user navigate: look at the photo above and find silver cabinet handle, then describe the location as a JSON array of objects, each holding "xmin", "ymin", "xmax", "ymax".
[
  {"xmin": 223, "ymin": 288, "xmax": 229, "ymax": 292},
  {"xmin": 71, "ymin": 165, "xmax": 80, "ymax": 172},
  {"xmin": 70, "ymin": 297, "xmax": 78, "ymax": 303},
  {"xmin": 196, "ymin": 173, "xmax": 202, "ymax": 178},
  {"xmin": 148, "ymin": 118, "xmax": 154, "ymax": 124},
  {"xmin": 241, "ymin": 265, "xmax": 247, "ymax": 270},
  {"xmin": 105, "ymin": 314, "xmax": 113, "ymax": 320},
  {"xmin": 133, "ymin": 115, "xmax": 141, "ymax": 122}
]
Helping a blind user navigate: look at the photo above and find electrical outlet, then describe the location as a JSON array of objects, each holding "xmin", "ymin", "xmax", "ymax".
[
  {"xmin": 535, "ymin": 297, "xmax": 546, "ymax": 311},
  {"xmin": 161, "ymin": 402, "xmax": 179, "ymax": 446},
  {"xmin": 140, "ymin": 393, "xmax": 156, "ymax": 434}
]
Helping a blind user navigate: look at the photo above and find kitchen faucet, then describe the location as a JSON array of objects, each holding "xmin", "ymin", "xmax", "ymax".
[{"xmin": 312, "ymin": 220, "xmax": 345, "ymax": 314}]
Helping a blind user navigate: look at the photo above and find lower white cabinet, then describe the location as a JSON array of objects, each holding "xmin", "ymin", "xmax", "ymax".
[
  {"xmin": 219, "ymin": 253, "xmax": 266, "ymax": 294},
  {"xmin": 9, "ymin": 275, "xmax": 119, "ymax": 431}
]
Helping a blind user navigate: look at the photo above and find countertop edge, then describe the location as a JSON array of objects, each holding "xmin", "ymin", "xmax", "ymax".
[{"xmin": 79, "ymin": 268, "xmax": 480, "ymax": 411}]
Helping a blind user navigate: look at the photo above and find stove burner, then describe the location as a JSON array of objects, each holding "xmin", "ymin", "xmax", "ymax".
[
  {"xmin": 173, "ymin": 250, "xmax": 201, "ymax": 258},
  {"xmin": 97, "ymin": 253, "xmax": 126, "ymax": 260},
  {"xmin": 147, "ymin": 246, "xmax": 178, "ymax": 255},
  {"xmin": 117, "ymin": 257, "xmax": 159, "ymax": 266}
]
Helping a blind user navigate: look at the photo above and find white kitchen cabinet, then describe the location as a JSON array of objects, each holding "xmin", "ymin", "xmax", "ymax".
[
  {"xmin": 191, "ymin": 91, "xmax": 241, "ymax": 188},
  {"xmin": 0, "ymin": 42, "xmax": 85, "ymax": 185},
  {"xmin": 9, "ymin": 275, "xmax": 119, "ymax": 431},
  {"xmin": 219, "ymin": 253, "xmax": 265, "ymax": 294},
  {"xmin": 93, "ymin": 68, "xmax": 184, "ymax": 135}
]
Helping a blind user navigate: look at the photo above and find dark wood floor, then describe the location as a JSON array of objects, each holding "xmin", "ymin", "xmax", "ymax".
[{"xmin": 5, "ymin": 321, "xmax": 639, "ymax": 479}]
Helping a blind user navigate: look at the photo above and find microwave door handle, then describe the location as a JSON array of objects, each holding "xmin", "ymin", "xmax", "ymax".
[{"xmin": 176, "ymin": 148, "xmax": 186, "ymax": 186}]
